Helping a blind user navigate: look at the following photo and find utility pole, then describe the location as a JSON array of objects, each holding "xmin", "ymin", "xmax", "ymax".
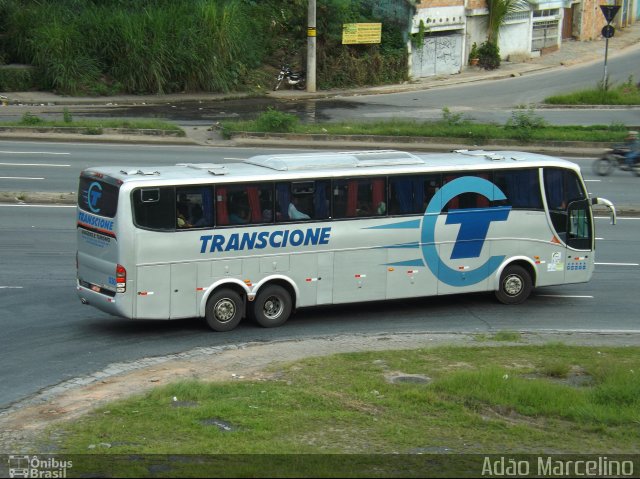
[{"xmin": 307, "ymin": 0, "xmax": 316, "ymax": 92}]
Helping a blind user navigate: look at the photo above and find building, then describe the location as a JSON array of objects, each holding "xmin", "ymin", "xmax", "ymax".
[{"xmin": 407, "ymin": 0, "xmax": 637, "ymax": 78}]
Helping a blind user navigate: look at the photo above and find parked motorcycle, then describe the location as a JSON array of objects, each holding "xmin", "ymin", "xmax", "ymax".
[
  {"xmin": 592, "ymin": 146, "xmax": 640, "ymax": 177},
  {"xmin": 273, "ymin": 65, "xmax": 306, "ymax": 91}
]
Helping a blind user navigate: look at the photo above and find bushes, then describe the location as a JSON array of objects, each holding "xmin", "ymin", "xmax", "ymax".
[
  {"xmin": 255, "ymin": 108, "xmax": 299, "ymax": 133},
  {"xmin": 478, "ymin": 41, "xmax": 501, "ymax": 70},
  {"xmin": 0, "ymin": 0, "xmax": 272, "ymax": 94},
  {"xmin": 0, "ymin": 0, "xmax": 410, "ymax": 94},
  {"xmin": 0, "ymin": 65, "xmax": 36, "ymax": 91}
]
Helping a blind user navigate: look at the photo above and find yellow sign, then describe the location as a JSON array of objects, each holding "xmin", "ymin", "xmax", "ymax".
[{"xmin": 342, "ymin": 23, "xmax": 382, "ymax": 44}]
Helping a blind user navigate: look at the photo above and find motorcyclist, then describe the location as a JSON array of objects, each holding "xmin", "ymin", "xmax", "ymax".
[{"xmin": 624, "ymin": 131, "xmax": 640, "ymax": 168}]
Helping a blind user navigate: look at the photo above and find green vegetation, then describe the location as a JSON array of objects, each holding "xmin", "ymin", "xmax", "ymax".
[
  {"xmin": 255, "ymin": 107, "xmax": 300, "ymax": 133},
  {"xmin": 0, "ymin": 0, "xmax": 407, "ymax": 95},
  {"xmin": 0, "ymin": 111, "xmax": 184, "ymax": 135},
  {"xmin": 42, "ymin": 344, "xmax": 640, "ymax": 476},
  {"xmin": 545, "ymin": 77, "xmax": 640, "ymax": 105},
  {"xmin": 222, "ymin": 107, "xmax": 628, "ymax": 144},
  {"xmin": 0, "ymin": 64, "xmax": 35, "ymax": 91}
]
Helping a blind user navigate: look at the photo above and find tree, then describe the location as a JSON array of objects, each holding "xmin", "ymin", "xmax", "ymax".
[{"xmin": 486, "ymin": 0, "xmax": 519, "ymax": 44}]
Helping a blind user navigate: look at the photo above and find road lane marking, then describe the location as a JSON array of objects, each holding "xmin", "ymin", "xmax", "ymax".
[
  {"xmin": 0, "ymin": 151, "xmax": 70, "ymax": 155},
  {"xmin": 595, "ymin": 262, "xmax": 639, "ymax": 266},
  {"xmin": 0, "ymin": 286, "xmax": 23, "ymax": 289},
  {"xmin": 0, "ymin": 162, "xmax": 70, "ymax": 167},
  {"xmin": 0, "ymin": 204, "xmax": 75, "ymax": 208},
  {"xmin": 537, "ymin": 295, "xmax": 594, "ymax": 298},
  {"xmin": 0, "ymin": 176, "xmax": 45, "ymax": 180}
]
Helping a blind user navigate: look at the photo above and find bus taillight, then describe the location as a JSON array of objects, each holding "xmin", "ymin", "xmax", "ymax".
[{"xmin": 116, "ymin": 264, "xmax": 126, "ymax": 293}]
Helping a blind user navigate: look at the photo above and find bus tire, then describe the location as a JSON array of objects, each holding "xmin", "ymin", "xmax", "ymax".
[
  {"xmin": 205, "ymin": 289, "xmax": 243, "ymax": 332},
  {"xmin": 495, "ymin": 265, "xmax": 532, "ymax": 305},
  {"xmin": 253, "ymin": 284, "xmax": 292, "ymax": 328}
]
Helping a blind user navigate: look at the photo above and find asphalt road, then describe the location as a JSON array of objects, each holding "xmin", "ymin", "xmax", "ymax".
[
  {"xmin": 1, "ymin": 141, "xmax": 640, "ymax": 211},
  {"xmin": 0, "ymin": 181, "xmax": 638, "ymax": 409}
]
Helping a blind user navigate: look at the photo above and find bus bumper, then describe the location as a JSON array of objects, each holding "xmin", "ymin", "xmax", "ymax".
[{"xmin": 77, "ymin": 281, "xmax": 125, "ymax": 317}]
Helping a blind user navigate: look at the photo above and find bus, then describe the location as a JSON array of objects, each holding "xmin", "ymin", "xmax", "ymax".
[{"xmin": 76, "ymin": 149, "xmax": 616, "ymax": 331}]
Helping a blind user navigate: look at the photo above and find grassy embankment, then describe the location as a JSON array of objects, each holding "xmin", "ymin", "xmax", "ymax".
[
  {"xmin": 40, "ymin": 339, "xmax": 640, "ymax": 476},
  {"xmin": 220, "ymin": 80, "xmax": 640, "ymax": 142},
  {"xmin": 0, "ymin": 111, "xmax": 185, "ymax": 136}
]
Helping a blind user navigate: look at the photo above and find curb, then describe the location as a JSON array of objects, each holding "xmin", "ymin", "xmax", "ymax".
[{"xmin": 226, "ymin": 131, "xmax": 616, "ymax": 156}]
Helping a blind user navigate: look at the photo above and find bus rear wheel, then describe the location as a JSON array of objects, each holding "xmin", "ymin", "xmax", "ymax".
[
  {"xmin": 205, "ymin": 289, "xmax": 243, "ymax": 332},
  {"xmin": 253, "ymin": 285, "xmax": 292, "ymax": 328},
  {"xmin": 495, "ymin": 265, "xmax": 532, "ymax": 305}
]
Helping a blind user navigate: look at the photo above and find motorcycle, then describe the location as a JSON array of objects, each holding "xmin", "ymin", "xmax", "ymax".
[
  {"xmin": 592, "ymin": 146, "xmax": 640, "ymax": 177},
  {"xmin": 273, "ymin": 65, "xmax": 306, "ymax": 91}
]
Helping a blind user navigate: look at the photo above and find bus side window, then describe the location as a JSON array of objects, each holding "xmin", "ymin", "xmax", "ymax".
[
  {"xmin": 332, "ymin": 177, "xmax": 387, "ymax": 219},
  {"xmin": 389, "ymin": 174, "xmax": 440, "ymax": 215},
  {"xmin": 442, "ymin": 172, "xmax": 494, "ymax": 211},
  {"xmin": 133, "ymin": 186, "xmax": 175, "ymax": 230},
  {"xmin": 176, "ymin": 186, "xmax": 214, "ymax": 229},
  {"xmin": 276, "ymin": 181, "xmax": 328, "ymax": 223},
  {"xmin": 217, "ymin": 183, "xmax": 274, "ymax": 227},
  {"xmin": 494, "ymin": 169, "xmax": 542, "ymax": 210}
]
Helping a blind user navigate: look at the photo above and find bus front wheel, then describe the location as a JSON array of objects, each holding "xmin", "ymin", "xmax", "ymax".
[
  {"xmin": 253, "ymin": 284, "xmax": 292, "ymax": 328},
  {"xmin": 495, "ymin": 265, "xmax": 532, "ymax": 305},
  {"xmin": 205, "ymin": 289, "xmax": 243, "ymax": 332}
]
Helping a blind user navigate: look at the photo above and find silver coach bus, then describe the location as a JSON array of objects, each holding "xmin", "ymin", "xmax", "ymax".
[{"xmin": 76, "ymin": 150, "xmax": 616, "ymax": 331}]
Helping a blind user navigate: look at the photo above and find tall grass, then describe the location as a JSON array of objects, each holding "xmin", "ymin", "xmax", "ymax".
[
  {"xmin": 545, "ymin": 77, "xmax": 640, "ymax": 105},
  {"xmin": 1, "ymin": 0, "xmax": 265, "ymax": 94}
]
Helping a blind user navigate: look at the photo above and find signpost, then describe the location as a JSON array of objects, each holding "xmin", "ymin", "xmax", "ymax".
[{"xmin": 599, "ymin": 4, "xmax": 620, "ymax": 87}]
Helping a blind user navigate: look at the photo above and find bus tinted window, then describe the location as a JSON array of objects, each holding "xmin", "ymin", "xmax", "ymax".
[
  {"xmin": 133, "ymin": 186, "xmax": 175, "ymax": 230},
  {"xmin": 493, "ymin": 169, "xmax": 543, "ymax": 209},
  {"xmin": 177, "ymin": 186, "xmax": 214, "ymax": 229},
  {"xmin": 78, "ymin": 177, "xmax": 119, "ymax": 218},
  {"xmin": 442, "ymin": 172, "xmax": 493, "ymax": 211},
  {"xmin": 543, "ymin": 168, "xmax": 587, "ymax": 238},
  {"xmin": 217, "ymin": 183, "xmax": 274, "ymax": 226},
  {"xmin": 389, "ymin": 174, "xmax": 441, "ymax": 215},
  {"xmin": 276, "ymin": 180, "xmax": 330, "ymax": 222},
  {"xmin": 333, "ymin": 177, "xmax": 387, "ymax": 218}
]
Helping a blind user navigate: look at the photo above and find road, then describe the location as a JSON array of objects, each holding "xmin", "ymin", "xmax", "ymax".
[
  {"xmin": 0, "ymin": 141, "xmax": 639, "ymax": 410},
  {"xmin": 1, "ymin": 141, "xmax": 640, "ymax": 209},
  {"xmin": 1, "ymin": 47, "xmax": 639, "ymax": 410}
]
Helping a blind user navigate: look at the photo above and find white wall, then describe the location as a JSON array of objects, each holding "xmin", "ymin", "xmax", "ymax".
[{"xmin": 499, "ymin": 20, "xmax": 532, "ymax": 58}]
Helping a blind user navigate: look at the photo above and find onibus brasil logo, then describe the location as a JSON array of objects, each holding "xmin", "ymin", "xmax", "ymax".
[{"xmin": 375, "ymin": 176, "xmax": 511, "ymax": 286}]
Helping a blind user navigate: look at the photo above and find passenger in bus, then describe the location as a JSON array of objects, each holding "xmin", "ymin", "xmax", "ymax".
[
  {"xmin": 190, "ymin": 204, "xmax": 208, "ymax": 227},
  {"xmin": 288, "ymin": 197, "xmax": 311, "ymax": 220},
  {"xmin": 177, "ymin": 204, "xmax": 192, "ymax": 228},
  {"xmin": 229, "ymin": 205, "xmax": 250, "ymax": 224}
]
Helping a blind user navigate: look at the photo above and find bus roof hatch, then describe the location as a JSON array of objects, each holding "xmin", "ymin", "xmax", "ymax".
[{"xmin": 244, "ymin": 150, "xmax": 424, "ymax": 171}]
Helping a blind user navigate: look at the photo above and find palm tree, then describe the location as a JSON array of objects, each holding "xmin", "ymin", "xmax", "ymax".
[{"xmin": 486, "ymin": 0, "xmax": 519, "ymax": 44}]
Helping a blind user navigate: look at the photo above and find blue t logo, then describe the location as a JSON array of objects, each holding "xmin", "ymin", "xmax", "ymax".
[
  {"xmin": 87, "ymin": 182, "xmax": 103, "ymax": 213},
  {"xmin": 420, "ymin": 177, "xmax": 511, "ymax": 286}
]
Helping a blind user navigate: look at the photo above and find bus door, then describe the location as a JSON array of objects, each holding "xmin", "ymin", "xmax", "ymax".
[
  {"xmin": 544, "ymin": 168, "xmax": 592, "ymax": 283},
  {"xmin": 564, "ymin": 199, "xmax": 594, "ymax": 283}
]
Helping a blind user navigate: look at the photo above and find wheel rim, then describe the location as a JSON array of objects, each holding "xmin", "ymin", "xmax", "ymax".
[
  {"xmin": 262, "ymin": 295, "xmax": 283, "ymax": 320},
  {"xmin": 503, "ymin": 274, "xmax": 523, "ymax": 297},
  {"xmin": 597, "ymin": 162, "xmax": 607, "ymax": 174},
  {"xmin": 214, "ymin": 298, "xmax": 236, "ymax": 323}
]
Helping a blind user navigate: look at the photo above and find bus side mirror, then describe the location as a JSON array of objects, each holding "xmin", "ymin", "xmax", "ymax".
[{"xmin": 592, "ymin": 197, "xmax": 617, "ymax": 225}]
